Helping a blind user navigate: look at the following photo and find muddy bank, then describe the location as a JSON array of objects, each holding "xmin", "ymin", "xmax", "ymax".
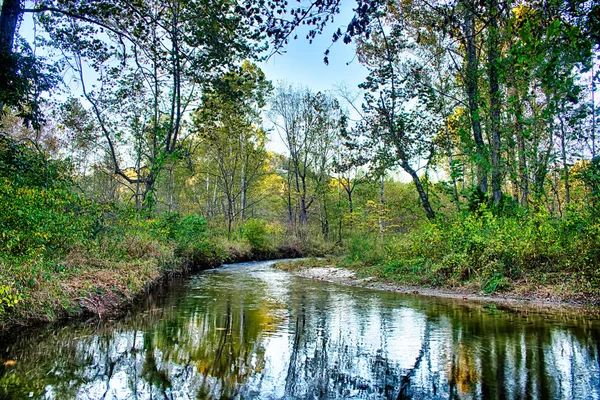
[{"xmin": 285, "ymin": 265, "xmax": 600, "ymax": 311}]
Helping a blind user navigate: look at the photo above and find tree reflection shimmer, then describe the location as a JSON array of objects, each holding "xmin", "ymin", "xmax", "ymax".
[{"xmin": 1, "ymin": 261, "xmax": 599, "ymax": 399}]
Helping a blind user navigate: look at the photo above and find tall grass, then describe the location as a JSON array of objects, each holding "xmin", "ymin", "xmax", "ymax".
[{"xmin": 340, "ymin": 207, "xmax": 600, "ymax": 296}]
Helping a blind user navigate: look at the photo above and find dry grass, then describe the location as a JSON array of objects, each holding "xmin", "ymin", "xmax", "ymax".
[{"xmin": 0, "ymin": 234, "xmax": 177, "ymax": 329}]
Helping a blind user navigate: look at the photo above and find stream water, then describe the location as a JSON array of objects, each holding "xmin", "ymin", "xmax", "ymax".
[{"xmin": 1, "ymin": 260, "xmax": 599, "ymax": 399}]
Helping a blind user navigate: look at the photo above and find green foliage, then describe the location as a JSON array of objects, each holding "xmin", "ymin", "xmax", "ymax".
[
  {"xmin": 241, "ymin": 218, "xmax": 268, "ymax": 251},
  {"xmin": 177, "ymin": 215, "xmax": 208, "ymax": 243},
  {"xmin": 578, "ymin": 157, "xmax": 600, "ymax": 213},
  {"xmin": 347, "ymin": 207, "xmax": 600, "ymax": 295},
  {"xmin": 0, "ymin": 179, "xmax": 103, "ymax": 256},
  {"xmin": 148, "ymin": 213, "xmax": 207, "ymax": 244},
  {"xmin": 0, "ymin": 136, "xmax": 103, "ymax": 258},
  {"xmin": 0, "ymin": 284, "xmax": 22, "ymax": 315},
  {"xmin": 344, "ymin": 233, "xmax": 385, "ymax": 266},
  {"xmin": 0, "ymin": 40, "xmax": 60, "ymax": 129},
  {"xmin": 0, "ymin": 134, "xmax": 71, "ymax": 188}
]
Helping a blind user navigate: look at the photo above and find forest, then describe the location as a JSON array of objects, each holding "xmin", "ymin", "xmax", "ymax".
[{"xmin": 0, "ymin": 0, "xmax": 599, "ymax": 327}]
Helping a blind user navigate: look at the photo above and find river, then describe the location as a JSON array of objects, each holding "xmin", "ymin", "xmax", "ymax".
[{"xmin": 1, "ymin": 260, "xmax": 599, "ymax": 399}]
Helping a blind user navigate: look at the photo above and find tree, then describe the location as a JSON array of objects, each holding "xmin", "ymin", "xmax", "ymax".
[
  {"xmin": 33, "ymin": 0, "xmax": 269, "ymax": 212},
  {"xmin": 193, "ymin": 62, "xmax": 271, "ymax": 234},
  {"xmin": 353, "ymin": 11, "xmax": 437, "ymax": 220},
  {"xmin": 269, "ymin": 84, "xmax": 341, "ymax": 231}
]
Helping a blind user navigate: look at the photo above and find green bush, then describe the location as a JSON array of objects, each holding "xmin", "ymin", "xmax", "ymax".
[
  {"xmin": 348, "ymin": 206, "xmax": 600, "ymax": 295},
  {"xmin": 344, "ymin": 232, "xmax": 385, "ymax": 266},
  {"xmin": 0, "ymin": 179, "xmax": 103, "ymax": 256},
  {"xmin": 0, "ymin": 133, "xmax": 71, "ymax": 188},
  {"xmin": 0, "ymin": 284, "xmax": 22, "ymax": 316},
  {"xmin": 149, "ymin": 212, "xmax": 207, "ymax": 245},
  {"xmin": 178, "ymin": 215, "xmax": 207, "ymax": 242},
  {"xmin": 242, "ymin": 218, "xmax": 268, "ymax": 251}
]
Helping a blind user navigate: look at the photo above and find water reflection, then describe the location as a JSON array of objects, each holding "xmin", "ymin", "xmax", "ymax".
[{"xmin": 1, "ymin": 261, "xmax": 599, "ymax": 399}]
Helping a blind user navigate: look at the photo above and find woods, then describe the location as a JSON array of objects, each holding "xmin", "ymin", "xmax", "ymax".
[{"xmin": 0, "ymin": 0, "xmax": 599, "ymax": 326}]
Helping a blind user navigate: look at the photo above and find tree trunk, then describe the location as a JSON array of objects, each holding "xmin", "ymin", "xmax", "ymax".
[
  {"xmin": 0, "ymin": 0, "xmax": 21, "ymax": 112},
  {"xmin": 226, "ymin": 192, "xmax": 234, "ymax": 237},
  {"xmin": 286, "ymin": 160, "xmax": 294, "ymax": 231},
  {"xmin": 346, "ymin": 187, "xmax": 354, "ymax": 229},
  {"xmin": 517, "ymin": 133, "xmax": 529, "ymax": 206},
  {"xmin": 552, "ymin": 163, "xmax": 562, "ymax": 216},
  {"xmin": 320, "ymin": 199, "xmax": 329, "ymax": 240},
  {"xmin": 463, "ymin": 5, "xmax": 488, "ymax": 198},
  {"xmin": 378, "ymin": 176, "xmax": 385, "ymax": 241},
  {"xmin": 299, "ymin": 196, "xmax": 308, "ymax": 226},
  {"xmin": 445, "ymin": 120, "xmax": 461, "ymax": 212},
  {"xmin": 167, "ymin": 165, "xmax": 175, "ymax": 212},
  {"xmin": 559, "ymin": 110, "xmax": 570, "ymax": 205},
  {"xmin": 513, "ymin": 94, "xmax": 529, "ymax": 207},
  {"xmin": 592, "ymin": 61, "xmax": 596, "ymax": 159},
  {"xmin": 141, "ymin": 178, "xmax": 156, "ymax": 214},
  {"xmin": 0, "ymin": 0, "xmax": 19, "ymax": 56},
  {"xmin": 401, "ymin": 160, "xmax": 435, "ymax": 220},
  {"xmin": 507, "ymin": 134, "xmax": 519, "ymax": 202},
  {"xmin": 337, "ymin": 178, "xmax": 343, "ymax": 244},
  {"xmin": 299, "ymin": 173, "xmax": 308, "ymax": 227},
  {"xmin": 488, "ymin": 0, "xmax": 502, "ymax": 204},
  {"xmin": 240, "ymin": 135, "xmax": 247, "ymax": 222}
]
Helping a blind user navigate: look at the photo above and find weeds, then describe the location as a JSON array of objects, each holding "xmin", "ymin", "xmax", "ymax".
[{"xmin": 327, "ymin": 207, "xmax": 600, "ymax": 299}]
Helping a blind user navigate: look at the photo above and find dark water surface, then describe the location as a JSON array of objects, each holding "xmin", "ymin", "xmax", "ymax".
[{"xmin": 1, "ymin": 260, "xmax": 600, "ymax": 399}]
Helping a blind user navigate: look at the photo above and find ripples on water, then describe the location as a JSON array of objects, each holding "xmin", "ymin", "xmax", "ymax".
[{"xmin": 1, "ymin": 260, "xmax": 599, "ymax": 399}]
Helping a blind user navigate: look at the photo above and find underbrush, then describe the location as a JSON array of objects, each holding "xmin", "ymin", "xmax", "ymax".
[
  {"xmin": 0, "ymin": 197, "xmax": 327, "ymax": 328},
  {"xmin": 336, "ymin": 207, "xmax": 600, "ymax": 298}
]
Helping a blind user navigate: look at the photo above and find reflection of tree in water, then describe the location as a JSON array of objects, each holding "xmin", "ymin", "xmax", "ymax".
[
  {"xmin": 275, "ymin": 290, "xmax": 430, "ymax": 399},
  {"xmin": 418, "ymin": 302, "xmax": 600, "ymax": 400},
  {"xmin": 0, "ymin": 273, "xmax": 280, "ymax": 399},
  {"xmin": 446, "ymin": 343, "xmax": 479, "ymax": 396},
  {"xmin": 273, "ymin": 290, "xmax": 600, "ymax": 400},
  {"xmin": 1, "ymin": 268, "xmax": 600, "ymax": 399}
]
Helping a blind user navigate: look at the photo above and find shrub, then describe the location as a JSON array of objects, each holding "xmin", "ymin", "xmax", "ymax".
[
  {"xmin": 0, "ymin": 133, "xmax": 72, "ymax": 189},
  {"xmin": 344, "ymin": 233, "xmax": 385, "ymax": 266},
  {"xmin": 242, "ymin": 218, "xmax": 268, "ymax": 251},
  {"xmin": 149, "ymin": 213, "xmax": 207, "ymax": 245},
  {"xmin": 0, "ymin": 179, "xmax": 103, "ymax": 256},
  {"xmin": 351, "ymin": 205, "xmax": 600, "ymax": 295},
  {"xmin": 0, "ymin": 284, "xmax": 22, "ymax": 317},
  {"xmin": 177, "ymin": 215, "xmax": 208, "ymax": 244}
]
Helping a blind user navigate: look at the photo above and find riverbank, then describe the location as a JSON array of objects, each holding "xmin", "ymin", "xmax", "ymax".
[
  {"xmin": 0, "ymin": 235, "xmax": 312, "ymax": 332},
  {"xmin": 3, "ymin": 259, "xmax": 600, "ymax": 399},
  {"xmin": 275, "ymin": 258, "xmax": 600, "ymax": 309}
]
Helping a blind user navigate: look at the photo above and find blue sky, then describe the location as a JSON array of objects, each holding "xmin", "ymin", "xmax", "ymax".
[
  {"xmin": 259, "ymin": 3, "xmax": 369, "ymax": 153},
  {"xmin": 259, "ymin": 14, "xmax": 368, "ymax": 94}
]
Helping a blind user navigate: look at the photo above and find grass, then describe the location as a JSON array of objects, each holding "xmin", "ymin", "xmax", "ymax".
[
  {"xmin": 275, "ymin": 209, "xmax": 600, "ymax": 305},
  {"xmin": 0, "ymin": 212, "xmax": 330, "ymax": 330},
  {"xmin": 273, "ymin": 257, "xmax": 336, "ymax": 272}
]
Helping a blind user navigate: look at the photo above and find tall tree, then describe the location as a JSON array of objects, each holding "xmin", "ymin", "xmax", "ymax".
[
  {"xmin": 36, "ymin": 0, "xmax": 268, "ymax": 212},
  {"xmin": 354, "ymin": 11, "xmax": 437, "ymax": 220},
  {"xmin": 193, "ymin": 62, "xmax": 271, "ymax": 233},
  {"xmin": 270, "ymin": 85, "xmax": 341, "ymax": 230}
]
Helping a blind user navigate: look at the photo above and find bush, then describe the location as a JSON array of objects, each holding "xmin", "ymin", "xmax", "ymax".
[
  {"xmin": 149, "ymin": 213, "xmax": 207, "ymax": 245},
  {"xmin": 344, "ymin": 232, "xmax": 386, "ymax": 266},
  {"xmin": 0, "ymin": 179, "xmax": 103, "ymax": 256},
  {"xmin": 0, "ymin": 133, "xmax": 72, "ymax": 189},
  {"xmin": 351, "ymin": 206, "xmax": 600, "ymax": 295},
  {"xmin": 0, "ymin": 284, "xmax": 22, "ymax": 316},
  {"xmin": 242, "ymin": 218, "xmax": 268, "ymax": 251},
  {"xmin": 177, "ymin": 215, "xmax": 208, "ymax": 244}
]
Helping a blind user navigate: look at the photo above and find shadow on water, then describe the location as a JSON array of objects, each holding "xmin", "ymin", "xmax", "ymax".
[{"xmin": 1, "ymin": 260, "xmax": 600, "ymax": 399}]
